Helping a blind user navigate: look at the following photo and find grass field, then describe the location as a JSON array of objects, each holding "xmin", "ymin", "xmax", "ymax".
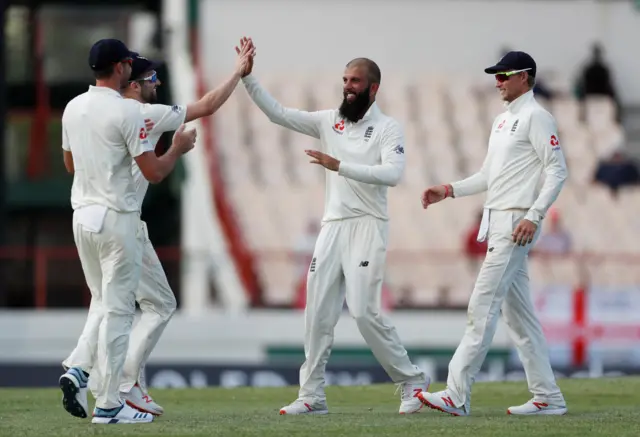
[{"xmin": 1, "ymin": 377, "xmax": 637, "ymax": 436}]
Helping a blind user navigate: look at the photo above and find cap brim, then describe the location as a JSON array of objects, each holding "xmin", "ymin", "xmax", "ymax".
[
  {"xmin": 484, "ymin": 64, "xmax": 509, "ymax": 74},
  {"xmin": 146, "ymin": 60, "xmax": 163, "ymax": 71}
]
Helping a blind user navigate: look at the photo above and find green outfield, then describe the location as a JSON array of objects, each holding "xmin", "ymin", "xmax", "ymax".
[{"xmin": 0, "ymin": 377, "xmax": 637, "ymax": 437}]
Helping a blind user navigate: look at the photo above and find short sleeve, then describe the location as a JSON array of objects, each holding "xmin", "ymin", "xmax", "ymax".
[
  {"xmin": 143, "ymin": 104, "xmax": 187, "ymax": 134},
  {"xmin": 122, "ymin": 102, "xmax": 155, "ymax": 158},
  {"xmin": 62, "ymin": 125, "xmax": 71, "ymax": 151}
]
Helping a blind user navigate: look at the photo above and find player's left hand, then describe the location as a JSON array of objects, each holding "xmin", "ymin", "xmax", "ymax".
[
  {"xmin": 305, "ymin": 150, "xmax": 340, "ymax": 171},
  {"xmin": 512, "ymin": 219, "xmax": 537, "ymax": 246}
]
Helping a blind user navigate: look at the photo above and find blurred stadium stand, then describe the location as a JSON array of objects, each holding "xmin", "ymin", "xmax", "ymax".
[
  {"xmin": 214, "ymin": 76, "xmax": 640, "ymax": 307},
  {"xmin": 1, "ymin": 0, "xmax": 640, "ymax": 311}
]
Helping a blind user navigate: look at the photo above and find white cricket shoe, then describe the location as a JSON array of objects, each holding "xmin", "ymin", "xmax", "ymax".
[
  {"xmin": 397, "ymin": 377, "xmax": 431, "ymax": 414},
  {"xmin": 92, "ymin": 403, "xmax": 154, "ymax": 424},
  {"xmin": 507, "ymin": 399, "xmax": 567, "ymax": 416},
  {"xmin": 121, "ymin": 383, "xmax": 164, "ymax": 416},
  {"xmin": 59, "ymin": 367, "xmax": 89, "ymax": 419},
  {"xmin": 417, "ymin": 389, "xmax": 469, "ymax": 416},
  {"xmin": 279, "ymin": 399, "xmax": 329, "ymax": 415}
]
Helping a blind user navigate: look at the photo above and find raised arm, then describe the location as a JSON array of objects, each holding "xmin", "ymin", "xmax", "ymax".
[
  {"xmin": 337, "ymin": 121, "xmax": 405, "ymax": 187},
  {"xmin": 525, "ymin": 110, "xmax": 568, "ymax": 224},
  {"xmin": 185, "ymin": 42, "xmax": 255, "ymax": 122},
  {"xmin": 242, "ymin": 74, "xmax": 324, "ymax": 139}
]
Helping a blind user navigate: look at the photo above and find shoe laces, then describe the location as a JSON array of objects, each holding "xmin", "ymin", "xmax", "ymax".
[{"xmin": 394, "ymin": 383, "xmax": 414, "ymax": 401}]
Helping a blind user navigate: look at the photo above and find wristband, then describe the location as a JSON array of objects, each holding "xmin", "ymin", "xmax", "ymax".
[{"xmin": 443, "ymin": 185, "xmax": 450, "ymax": 199}]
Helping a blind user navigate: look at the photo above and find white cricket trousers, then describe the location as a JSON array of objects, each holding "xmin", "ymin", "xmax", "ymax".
[
  {"xmin": 71, "ymin": 208, "xmax": 143, "ymax": 410},
  {"xmin": 446, "ymin": 209, "xmax": 565, "ymax": 408},
  {"xmin": 299, "ymin": 216, "xmax": 425, "ymax": 402},
  {"xmin": 63, "ymin": 221, "xmax": 176, "ymax": 396}
]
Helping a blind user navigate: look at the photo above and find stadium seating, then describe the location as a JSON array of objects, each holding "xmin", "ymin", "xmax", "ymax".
[{"xmin": 213, "ymin": 75, "xmax": 640, "ymax": 306}]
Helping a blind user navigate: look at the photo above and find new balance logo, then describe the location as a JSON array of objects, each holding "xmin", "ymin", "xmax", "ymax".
[
  {"xmin": 511, "ymin": 119, "xmax": 519, "ymax": 133},
  {"xmin": 309, "ymin": 258, "xmax": 316, "ymax": 273},
  {"xmin": 442, "ymin": 397, "xmax": 456, "ymax": 408},
  {"xmin": 364, "ymin": 126, "xmax": 374, "ymax": 141},
  {"xmin": 359, "ymin": 261, "xmax": 369, "ymax": 267}
]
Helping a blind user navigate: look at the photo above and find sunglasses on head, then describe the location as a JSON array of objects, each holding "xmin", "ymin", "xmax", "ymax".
[
  {"xmin": 121, "ymin": 57, "xmax": 133, "ymax": 66},
  {"xmin": 129, "ymin": 72, "xmax": 158, "ymax": 84},
  {"xmin": 495, "ymin": 68, "xmax": 531, "ymax": 82}
]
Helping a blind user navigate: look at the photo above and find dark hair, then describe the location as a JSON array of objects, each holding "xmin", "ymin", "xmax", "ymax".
[
  {"xmin": 93, "ymin": 64, "xmax": 115, "ymax": 80},
  {"xmin": 527, "ymin": 74, "xmax": 536, "ymax": 88},
  {"xmin": 346, "ymin": 57, "xmax": 381, "ymax": 85}
]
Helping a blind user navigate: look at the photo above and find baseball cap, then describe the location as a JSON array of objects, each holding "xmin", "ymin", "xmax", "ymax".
[
  {"xmin": 88, "ymin": 38, "xmax": 135, "ymax": 71},
  {"xmin": 484, "ymin": 51, "xmax": 537, "ymax": 78},
  {"xmin": 130, "ymin": 52, "xmax": 163, "ymax": 81}
]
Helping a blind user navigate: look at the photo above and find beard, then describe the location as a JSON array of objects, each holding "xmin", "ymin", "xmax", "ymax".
[
  {"xmin": 339, "ymin": 86, "xmax": 371, "ymax": 122},
  {"xmin": 141, "ymin": 88, "xmax": 158, "ymax": 104}
]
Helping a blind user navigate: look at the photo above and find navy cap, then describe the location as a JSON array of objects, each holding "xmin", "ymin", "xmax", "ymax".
[
  {"xmin": 484, "ymin": 51, "xmax": 537, "ymax": 77},
  {"xmin": 130, "ymin": 52, "xmax": 163, "ymax": 81},
  {"xmin": 88, "ymin": 39, "xmax": 135, "ymax": 71}
]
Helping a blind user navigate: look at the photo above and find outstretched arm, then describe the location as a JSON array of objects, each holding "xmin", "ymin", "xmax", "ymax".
[
  {"xmin": 242, "ymin": 75, "xmax": 324, "ymax": 139},
  {"xmin": 237, "ymin": 37, "xmax": 324, "ymax": 139},
  {"xmin": 185, "ymin": 42, "xmax": 255, "ymax": 122}
]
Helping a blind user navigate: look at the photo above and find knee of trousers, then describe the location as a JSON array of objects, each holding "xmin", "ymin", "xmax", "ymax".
[
  {"xmin": 153, "ymin": 289, "xmax": 177, "ymax": 322},
  {"xmin": 165, "ymin": 293, "xmax": 177, "ymax": 319},
  {"xmin": 351, "ymin": 309, "xmax": 379, "ymax": 328},
  {"xmin": 307, "ymin": 311, "xmax": 338, "ymax": 336}
]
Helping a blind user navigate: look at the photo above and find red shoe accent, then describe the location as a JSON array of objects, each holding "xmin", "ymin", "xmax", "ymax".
[
  {"xmin": 125, "ymin": 400, "xmax": 162, "ymax": 416},
  {"xmin": 417, "ymin": 393, "xmax": 461, "ymax": 417}
]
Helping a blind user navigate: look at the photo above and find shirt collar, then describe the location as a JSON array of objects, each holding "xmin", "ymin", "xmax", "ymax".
[
  {"xmin": 88, "ymin": 85, "xmax": 123, "ymax": 98},
  {"xmin": 360, "ymin": 102, "xmax": 380, "ymax": 122},
  {"xmin": 505, "ymin": 89, "xmax": 534, "ymax": 114}
]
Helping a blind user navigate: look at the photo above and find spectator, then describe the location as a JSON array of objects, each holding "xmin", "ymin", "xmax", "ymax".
[
  {"xmin": 593, "ymin": 148, "xmax": 640, "ymax": 197},
  {"xmin": 576, "ymin": 43, "xmax": 621, "ymax": 121},
  {"xmin": 532, "ymin": 208, "xmax": 572, "ymax": 256}
]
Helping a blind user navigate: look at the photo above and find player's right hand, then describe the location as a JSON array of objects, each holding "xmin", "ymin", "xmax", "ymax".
[
  {"xmin": 172, "ymin": 124, "xmax": 197, "ymax": 154},
  {"xmin": 421, "ymin": 184, "xmax": 451, "ymax": 209}
]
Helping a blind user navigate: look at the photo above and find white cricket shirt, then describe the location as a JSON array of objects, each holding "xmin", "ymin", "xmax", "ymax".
[
  {"xmin": 242, "ymin": 75, "xmax": 406, "ymax": 222},
  {"xmin": 62, "ymin": 86, "xmax": 154, "ymax": 212},
  {"xmin": 130, "ymin": 103, "xmax": 187, "ymax": 206},
  {"xmin": 451, "ymin": 90, "xmax": 568, "ymax": 225}
]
